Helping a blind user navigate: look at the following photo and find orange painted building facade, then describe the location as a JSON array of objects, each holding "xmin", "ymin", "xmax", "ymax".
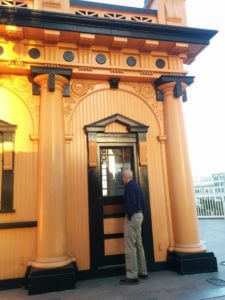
[{"xmin": 0, "ymin": 0, "xmax": 217, "ymax": 294}]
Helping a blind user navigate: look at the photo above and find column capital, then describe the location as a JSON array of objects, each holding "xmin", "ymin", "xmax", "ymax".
[
  {"xmin": 155, "ymin": 75, "xmax": 194, "ymax": 102},
  {"xmin": 30, "ymin": 66, "xmax": 72, "ymax": 96},
  {"xmin": 34, "ymin": 74, "xmax": 69, "ymax": 92}
]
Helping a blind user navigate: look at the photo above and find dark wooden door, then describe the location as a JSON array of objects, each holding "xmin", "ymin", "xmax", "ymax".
[
  {"xmin": 89, "ymin": 145, "xmax": 136, "ymax": 269},
  {"xmin": 99, "ymin": 146, "xmax": 135, "ymax": 266}
]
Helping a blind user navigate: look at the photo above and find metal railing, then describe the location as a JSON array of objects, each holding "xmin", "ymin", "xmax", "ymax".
[{"xmin": 196, "ymin": 197, "xmax": 225, "ymax": 218}]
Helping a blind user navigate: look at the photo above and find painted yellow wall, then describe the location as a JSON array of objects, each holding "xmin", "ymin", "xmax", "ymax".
[
  {"xmin": 0, "ymin": 76, "xmax": 38, "ymax": 279},
  {"xmin": 0, "ymin": 77, "xmax": 172, "ymax": 278},
  {"xmin": 66, "ymin": 81, "xmax": 171, "ymax": 270}
]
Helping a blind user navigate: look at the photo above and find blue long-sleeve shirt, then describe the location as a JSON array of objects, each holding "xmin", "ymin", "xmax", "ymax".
[{"xmin": 124, "ymin": 180, "xmax": 145, "ymax": 220}]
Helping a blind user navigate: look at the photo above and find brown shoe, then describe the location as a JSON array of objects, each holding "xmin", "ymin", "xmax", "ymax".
[
  {"xmin": 138, "ymin": 274, "xmax": 148, "ymax": 279},
  {"xmin": 120, "ymin": 277, "xmax": 139, "ymax": 285}
]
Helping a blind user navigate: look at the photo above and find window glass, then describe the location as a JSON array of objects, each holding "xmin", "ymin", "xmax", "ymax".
[{"xmin": 100, "ymin": 147, "xmax": 133, "ymax": 197}]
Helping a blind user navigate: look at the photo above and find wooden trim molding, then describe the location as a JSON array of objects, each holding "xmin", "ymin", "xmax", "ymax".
[
  {"xmin": 88, "ymin": 141, "xmax": 97, "ymax": 167},
  {"xmin": 0, "ymin": 221, "xmax": 37, "ymax": 229}
]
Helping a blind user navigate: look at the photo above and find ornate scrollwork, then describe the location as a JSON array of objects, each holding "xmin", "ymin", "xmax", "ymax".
[
  {"xmin": 63, "ymin": 79, "xmax": 163, "ymax": 124},
  {"xmin": 124, "ymin": 82, "xmax": 163, "ymax": 121},
  {"xmin": 0, "ymin": 75, "xmax": 39, "ymax": 119},
  {"xmin": 64, "ymin": 79, "xmax": 100, "ymax": 118}
]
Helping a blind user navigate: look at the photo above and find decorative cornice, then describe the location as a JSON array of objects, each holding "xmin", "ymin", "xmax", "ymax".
[
  {"xmin": 0, "ymin": 7, "xmax": 217, "ymax": 46},
  {"xmin": 155, "ymin": 75, "xmax": 194, "ymax": 102},
  {"xmin": 85, "ymin": 113, "xmax": 149, "ymax": 133}
]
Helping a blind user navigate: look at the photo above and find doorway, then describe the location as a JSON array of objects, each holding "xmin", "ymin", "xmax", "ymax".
[
  {"xmin": 98, "ymin": 145, "xmax": 137, "ymax": 267},
  {"xmin": 86, "ymin": 114, "xmax": 154, "ymax": 271}
]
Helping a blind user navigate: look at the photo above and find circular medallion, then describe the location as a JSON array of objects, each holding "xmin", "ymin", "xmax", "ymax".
[
  {"xmin": 156, "ymin": 59, "xmax": 166, "ymax": 69},
  {"xmin": 0, "ymin": 46, "xmax": 4, "ymax": 56},
  {"xmin": 28, "ymin": 48, "xmax": 41, "ymax": 59},
  {"xmin": 71, "ymin": 81, "xmax": 88, "ymax": 96},
  {"xmin": 63, "ymin": 51, "xmax": 75, "ymax": 62},
  {"xmin": 141, "ymin": 85, "xmax": 155, "ymax": 99},
  {"xmin": 127, "ymin": 56, "xmax": 137, "ymax": 67},
  {"xmin": 96, "ymin": 54, "xmax": 106, "ymax": 65}
]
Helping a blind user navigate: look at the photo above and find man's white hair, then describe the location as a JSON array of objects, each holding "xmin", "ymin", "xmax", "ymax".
[{"xmin": 122, "ymin": 169, "xmax": 133, "ymax": 179}]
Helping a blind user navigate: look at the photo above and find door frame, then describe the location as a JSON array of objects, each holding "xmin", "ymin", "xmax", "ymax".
[
  {"xmin": 85, "ymin": 114, "xmax": 154, "ymax": 270},
  {"xmin": 97, "ymin": 143, "xmax": 137, "ymax": 267}
]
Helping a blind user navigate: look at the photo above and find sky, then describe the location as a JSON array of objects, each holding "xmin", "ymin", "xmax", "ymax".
[{"xmin": 84, "ymin": 0, "xmax": 225, "ymax": 178}]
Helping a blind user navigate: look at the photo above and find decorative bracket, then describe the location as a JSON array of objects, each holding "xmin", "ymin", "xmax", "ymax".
[
  {"xmin": 30, "ymin": 66, "xmax": 72, "ymax": 96},
  {"xmin": 155, "ymin": 75, "xmax": 194, "ymax": 102},
  {"xmin": 109, "ymin": 78, "xmax": 120, "ymax": 89}
]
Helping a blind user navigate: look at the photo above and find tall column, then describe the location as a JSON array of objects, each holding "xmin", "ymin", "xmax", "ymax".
[
  {"xmin": 26, "ymin": 70, "xmax": 77, "ymax": 295},
  {"xmin": 158, "ymin": 80, "xmax": 205, "ymax": 253},
  {"xmin": 155, "ymin": 76, "xmax": 217, "ymax": 274},
  {"xmin": 32, "ymin": 74, "xmax": 73, "ymax": 268}
]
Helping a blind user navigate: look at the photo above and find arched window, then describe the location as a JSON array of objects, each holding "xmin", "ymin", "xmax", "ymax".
[{"xmin": 0, "ymin": 120, "xmax": 17, "ymax": 213}]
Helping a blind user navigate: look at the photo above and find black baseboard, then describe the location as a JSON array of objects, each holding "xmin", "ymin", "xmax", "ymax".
[
  {"xmin": 149, "ymin": 261, "xmax": 169, "ymax": 272},
  {"xmin": 78, "ymin": 265, "xmax": 126, "ymax": 281},
  {"xmin": 25, "ymin": 262, "xmax": 78, "ymax": 295},
  {"xmin": 168, "ymin": 251, "xmax": 218, "ymax": 275},
  {"xmin": 78, "ymin": 261, "xmax": 169, "ymax": 280},
  {"xmin": 0, "ymin": 278, "xmax": 24, "ymax": 290},
  {"xmin": 0, "ymin": 261, "xmax": 170, "ymax": 293}
]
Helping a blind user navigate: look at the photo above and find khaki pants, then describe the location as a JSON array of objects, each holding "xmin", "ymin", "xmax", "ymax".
[{"xmin": 124, "ymin": 212, "xmax": 148, "ymax": 279}]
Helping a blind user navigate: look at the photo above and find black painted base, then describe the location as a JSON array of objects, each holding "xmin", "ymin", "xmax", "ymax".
[
  {"xmin": 78, "ymin": 265, "xmax": 126, "ymax": 280},
  {"xmin": 25, "ymin": 262, "xmax": 78, "ymax": 295},
  {"xmin": 78, "ymin": 261, "xmax": 168, "ymax": 280},
  {"xmin": 0, "ymin": 278, "xmax": 24, "ymax": 290},
  {"xmin": 168, "ymin": 251, "xmax": 218, "ymax": 275}
]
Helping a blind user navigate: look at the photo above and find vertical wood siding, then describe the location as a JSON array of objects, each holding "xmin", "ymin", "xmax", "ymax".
[
  {"xmin": 0, "ymin": 85, "xmax": 37, "ymax": 279},
  {"xmin": 0, "ymin": 80, "xmax": 171, "ymax": 279},
  {"xmin": 67, "ymin": 85, "xmax": 170, "ymax": 270}
]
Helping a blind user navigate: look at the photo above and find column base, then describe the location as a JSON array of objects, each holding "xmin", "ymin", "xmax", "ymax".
[
  {"xmin": 168, "ymin": 251, "xmax": 218, "ymax": 275},
  {"xmin": 25, "ymin": 262, "xmax": 78, "ymax": 295}
]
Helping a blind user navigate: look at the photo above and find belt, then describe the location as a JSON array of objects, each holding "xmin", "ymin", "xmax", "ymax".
[{"xmin": 125, "ymin": 210, "xmax": 143, "ymax": 218}]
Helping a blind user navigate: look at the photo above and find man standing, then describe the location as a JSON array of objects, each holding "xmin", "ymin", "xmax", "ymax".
[{"xmin": 120, "ymin": 169, "xmax": 148, "ymax": 285}]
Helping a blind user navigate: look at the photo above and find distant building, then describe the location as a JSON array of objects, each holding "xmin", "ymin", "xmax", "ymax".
[{"xmin": 194, "ymin": 173, "xmax": 225, "ymax": 218}]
